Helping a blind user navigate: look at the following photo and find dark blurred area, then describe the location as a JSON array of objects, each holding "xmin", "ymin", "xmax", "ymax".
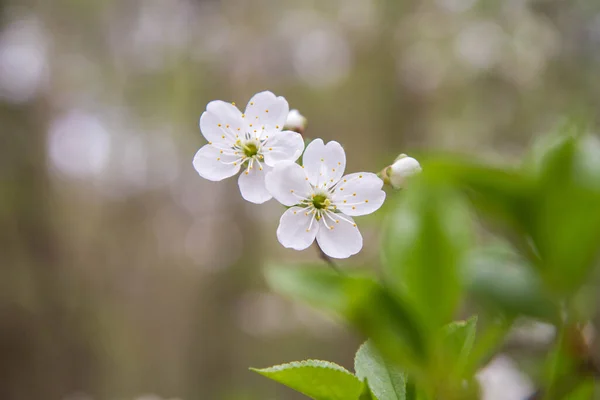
[{"xmin": 1, "ymin": 0, "xmax": 599, "ymax": 399}]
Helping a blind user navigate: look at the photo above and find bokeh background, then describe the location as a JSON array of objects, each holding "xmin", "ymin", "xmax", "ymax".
[{"xmin": 2, "ymin": 0, "xmax": 599, "ymax": 399}]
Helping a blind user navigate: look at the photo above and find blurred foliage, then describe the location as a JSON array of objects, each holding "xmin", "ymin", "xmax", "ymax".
[{"xmin": 259, "ymin": 132, "xmax": 600, "ymax": 399}]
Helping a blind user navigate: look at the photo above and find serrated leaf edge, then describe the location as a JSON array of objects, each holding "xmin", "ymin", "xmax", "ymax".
[
  {"xmin": 251, "ymin": 359, "xmax": 357, "ymax": 378},
  {"xmin": 354, "ymin": 340, "xmax": 405, "ymax": 400},
  {"xmin": 353, "ymin": 341, "xmax": 368, "ymax": 373}
]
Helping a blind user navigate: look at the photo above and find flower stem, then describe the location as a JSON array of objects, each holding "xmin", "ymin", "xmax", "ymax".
[
  {"xmin": 314, "ymin": 243, "xmax": 343, "ymax": 274},
  {"xmin": 377, "ymin": 166, "xmax": 392, "ymax": 187}
]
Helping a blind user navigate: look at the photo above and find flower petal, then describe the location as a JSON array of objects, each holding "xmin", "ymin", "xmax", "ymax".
[
  {"xmin": 238, "ymin": 163, "xmax": 272, "ymax": 204},
  {"xmin": 277, "ymin": 207, "xmax": 318, "ymax": 250},
  {"xmin": 303, "ymin": 139, "xmax": 346, "ymax": 189},
  {"xmin": 244, "ymin": 91, "xmax": 289, "ymax": 138},
  {"xmin": 316, "ymin": 212, "xmax": 362, "ymax": 259},
  {"xmin": 332, "ymin": 173, "xmax": 386, "ymax": 216},
  {"xmin": 262, "ymin": 131, "xmax": 305, "ymax": 166},
  {"xmin": 193, "ymin": 144, "xmax": 241, "ymax": 181},
  {"xmin": 265, "ymin": 161, "xmax": 312, "ymax": 206},
  {"xmin": 389, "ymin": 156, "xmax": 422, "ymax": 189},
  {"xmin": 199, "ymin": 100, "xmax": 244, "ymax": 144}
]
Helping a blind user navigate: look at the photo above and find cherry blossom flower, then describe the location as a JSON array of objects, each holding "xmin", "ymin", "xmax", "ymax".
[
  {"xmin": 193, "ymin": 91, "xmax": 305, "ymax": 204},
  {"xmin": 265, "ymin": 139, "xmax": 386, "ymax": 259}
]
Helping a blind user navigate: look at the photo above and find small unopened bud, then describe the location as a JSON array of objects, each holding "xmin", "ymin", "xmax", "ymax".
[
  {"xmin": 385, "ymin": 154, "xmax": 421, "ymax": 189},
  {"xmin": 283, "ymin": 109, "xmax": 307, "ymax": 133}
]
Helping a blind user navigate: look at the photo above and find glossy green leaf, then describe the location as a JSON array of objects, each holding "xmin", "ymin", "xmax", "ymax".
[
  {"xmin": 382, "ymin": 177, "xmax": 472, "ymax": 331},
  {"xmin": 355, "ymin": 340, "xmax": 406, "ymax": 400},
  {"xmin": 251, "ymin": 360, "xmax": 362, "ymax": 400}
]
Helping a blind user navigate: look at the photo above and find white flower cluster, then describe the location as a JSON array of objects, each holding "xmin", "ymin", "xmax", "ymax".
[{"xmin": 193, "ymin": 91, "xmax": 386, "ymax": 259}]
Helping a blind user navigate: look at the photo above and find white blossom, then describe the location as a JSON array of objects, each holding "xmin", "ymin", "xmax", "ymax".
[
  {"xmin": 193, "ymin": 91, "xmax": 305, "ymax": 204},
  {"xmin": 283, "ymin": 109, "xmax": 307, "ymax": 132},
  {"xmin": 388, "ymin": 155, "xmax": 421, "ymax": 189},
  {"xmin": 266, "ymin": 139, "xmax": 386, "ymax": 259}
]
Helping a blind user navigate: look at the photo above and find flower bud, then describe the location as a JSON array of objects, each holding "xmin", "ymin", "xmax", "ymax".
[
  {"xmin": 283, "ymin": 109, "xmax": 307, "ymax": 133},
  {"xmin": 386, "ymin": 154, "xmax": 422, "ymax": 189}
]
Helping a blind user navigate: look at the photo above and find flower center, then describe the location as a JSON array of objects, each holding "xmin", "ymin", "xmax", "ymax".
[
  {"xmin": 312, "ymin": 194, "xmax": 331, "ymax": 210},
  {"xmin": 242, "ymin": 142, "xmax": 259, "ymax": 158}
]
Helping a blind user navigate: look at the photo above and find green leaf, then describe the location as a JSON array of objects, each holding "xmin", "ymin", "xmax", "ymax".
[
  {"xmin": 265, "ymin": 265, "xmax": 427, "ymax": 370},
  {"xmin": 348, "ymin": 281, "xmax": 427, "ymax": 368},
  {"xmin": 443, "ymin": 315, "xmax": 477, "ymax": 364},
  {"xmin": 359, "ymin": 380, "xmax": 379, "ymax": 400},
  {"xmin": 251, "ymin": 360, "xmax": 363, "ymax": 400},
  {"xmin": 382, "ymin": 177, "xmax": 472, "ymax": 331},
  {"xmin": 264, "ymin": 263, "xmax": 349, "ymax": 314},
  {"xmin": 562, "ymin": 379, "xmax": 595, "ymax": 400},
  {"xmin": 465, "ymin": 246, "xmax": 560, "ymax": 322},
  {"xmin": 429, "ymin": 159, "xmax": 535, "ymax": 235},
  {"xmin": 355, "ymin": 340, "xmax": 406, "ymax": 400},
  {"xmin": 404, "ymin": 380, "xmax": 416, "ymax": 400},
  {"xmin": 529, "ymin": 134, "xmax": 600, "ymax": 294},
  {"xmin": 524, "ymin": 117, "xmax": 590, "ymax": 175}
]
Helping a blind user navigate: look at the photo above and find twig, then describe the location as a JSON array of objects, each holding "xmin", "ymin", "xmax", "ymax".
[{"xmin": 314, "ymin": 243, "xmax": 343, "ymax": 274}]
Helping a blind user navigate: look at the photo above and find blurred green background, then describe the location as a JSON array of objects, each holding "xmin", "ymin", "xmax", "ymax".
[{"xmin": 1, "ymin": 0, "xmax": 599, "ymax": 399}]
